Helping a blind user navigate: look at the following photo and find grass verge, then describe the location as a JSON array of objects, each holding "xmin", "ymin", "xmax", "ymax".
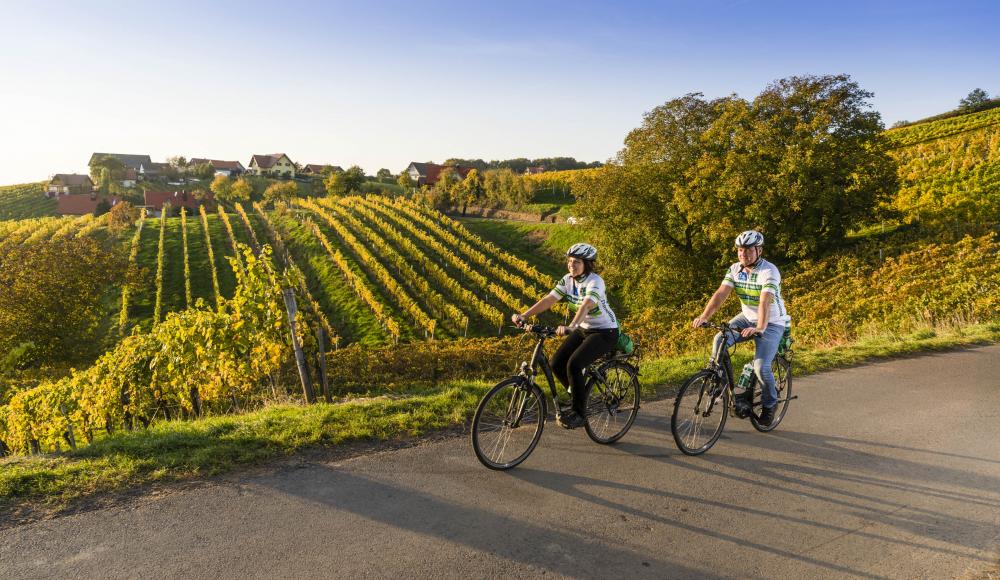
[{"xmin": 2, "ymin": 321, "xmax": 998, "ymax": 509}]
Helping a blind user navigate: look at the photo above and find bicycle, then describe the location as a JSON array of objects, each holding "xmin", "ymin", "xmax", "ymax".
[
  {"xmin": 471, "ymin": 324, "xmax": 641, "ymax": 470},
  {"xmin": 670, "ymin": 321, "xmax": 795, "ymax": 456}
]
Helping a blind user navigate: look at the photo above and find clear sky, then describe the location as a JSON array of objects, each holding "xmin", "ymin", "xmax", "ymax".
[{"xmin": 1, "ymin": 0, "xmax": 998, "ymax": 185}]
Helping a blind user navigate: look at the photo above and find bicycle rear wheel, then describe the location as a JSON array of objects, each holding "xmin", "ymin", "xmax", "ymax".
[
  {"xmin": 584, "ymin": 362, "xmax": 640, "ymax": 444},
  {"xmin": 671, "ymin": 370, "xmax": 729, "ymax": 455},
  {"xmin": 471, "ymin": 377, "xmax": 545, "ymax": 470},
  {"xmin": 751, "ymin": 355, "xmax": 792, "ymax": 432}
]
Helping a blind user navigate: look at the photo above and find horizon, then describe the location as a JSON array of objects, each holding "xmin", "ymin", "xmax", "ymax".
[{"xmin": 1, "ymin": 0, "xmax": 998, "ymax": 185}]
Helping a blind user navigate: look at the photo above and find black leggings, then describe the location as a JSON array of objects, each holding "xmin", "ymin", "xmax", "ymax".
[{"xmin": 551, "ymin": 328, "xmax": 619, "ymax": 415}]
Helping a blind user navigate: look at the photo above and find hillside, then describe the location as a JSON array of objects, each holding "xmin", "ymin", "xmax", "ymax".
[{"xmin": 884, "ymin": 106, "xmax": 1000, "ymax": 230}]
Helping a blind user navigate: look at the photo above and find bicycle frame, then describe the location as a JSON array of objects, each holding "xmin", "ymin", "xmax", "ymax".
[{"xmin": 519, "ymin": 329, "xmax": 564, "ymax": 418}]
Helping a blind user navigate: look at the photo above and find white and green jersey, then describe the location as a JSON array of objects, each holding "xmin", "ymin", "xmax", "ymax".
[
  {"xmin": 548, "ymin": 273, "xmax": 618, "ymax": 330},
  {"xmin": 722, "ymin": 259, "xmax": 790, "ymax": 327}
]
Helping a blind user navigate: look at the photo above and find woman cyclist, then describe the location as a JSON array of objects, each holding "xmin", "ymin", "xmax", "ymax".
[{"xmin": 512, "ymin": 243, "xmax": 619, "ymax": 429}]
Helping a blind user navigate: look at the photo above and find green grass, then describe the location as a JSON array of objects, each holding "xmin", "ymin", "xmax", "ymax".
[
  {"xmin": 272, "ymin": 212, "xmax": 390, "ymax": 346},
  {"xmin": 3, "ymin": 321, "xmax": 997, "ymax": 509},
  {"xmin": 0, "ymin": 384, "xmax": 486, "ymax": 506},
  {"xmin": 458, "ymin": 218, "xmax": 580, "ymax": 279}
]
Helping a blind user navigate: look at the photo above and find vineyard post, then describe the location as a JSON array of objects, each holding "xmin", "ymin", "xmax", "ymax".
[
  {"xmin": 60, "ymin": 404, "xmax": 77, "ymax": 451},
  {"xmin": 282, "ymin": 288, "xmax": 315, "ymax": 403},
  {"xmin": 317, "ymin": 327, "xmax": 331, "ymax": 403}
]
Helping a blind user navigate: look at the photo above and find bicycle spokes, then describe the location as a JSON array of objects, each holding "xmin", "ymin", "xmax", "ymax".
[{"xmin": 472, "ymin": 381, "xmax": 545, "ymax": 469}]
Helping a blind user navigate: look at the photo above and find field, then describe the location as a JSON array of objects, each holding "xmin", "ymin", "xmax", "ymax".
[
  {"xmin": 1, "ymin": 104, "xmax": 1000, "ymax": 497},
  {"xmin": 0, "ymin": 183, "xmax": 55, "ymax": 221}
]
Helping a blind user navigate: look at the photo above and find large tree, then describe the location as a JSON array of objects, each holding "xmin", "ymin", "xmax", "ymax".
[
  {"xmin": 576, "ymin": 75, "xmax": 897, "ymax": 311},
  {"xmin": 0, "ymin": 236, "xmax": 128, "ymax": 364},
  {"xmin": 325, "ymin": 165, "xmax": 365, "ymax": 196}
]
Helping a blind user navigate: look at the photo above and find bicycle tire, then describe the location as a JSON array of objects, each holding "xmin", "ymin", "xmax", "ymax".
[
  {"xmin": 471, "ymin": 377, "xmax": 545, "ymax": 470},
  {"xmin": 583, "ymin": 361, "xmax": 640, "ymax": 444},
  {"xmin": 751, "ymin": 355, "xmax": 792, "ymax": 432},
  {"xmin": 671, "ymin": 370, "xmax": 729, "ymax": 455}
]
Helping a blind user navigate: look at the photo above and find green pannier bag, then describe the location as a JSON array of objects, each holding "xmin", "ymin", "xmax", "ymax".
[{"xmin": 616, "ymin": 329, "xmax": 635, "ymax": 355}]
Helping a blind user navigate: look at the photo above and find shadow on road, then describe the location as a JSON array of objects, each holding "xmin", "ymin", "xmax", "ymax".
[{"xmin": 260, "ymin": 466, "xmax": 724, "ymax": 579}]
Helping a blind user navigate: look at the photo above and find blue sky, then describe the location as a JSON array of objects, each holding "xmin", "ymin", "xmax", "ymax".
[{"xmin": 1, "ymin": 0, "xmax": 997, "ymax": 184}]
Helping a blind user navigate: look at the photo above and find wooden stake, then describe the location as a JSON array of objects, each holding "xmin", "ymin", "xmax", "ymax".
[
  {"xmin": 283, "ymin": 288, "xmax": 315, "ymax": 403},
  {"xmin": 317, "ymin": 327, "xmax": 331, "ymax": 403}
]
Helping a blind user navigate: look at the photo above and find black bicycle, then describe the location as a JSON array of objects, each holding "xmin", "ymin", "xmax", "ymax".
[
  {"xmin": 670, "ymin": 321, "xmax": 795, "ymax": 456},
  {"xmin": 471, "ymin": 324, "xmax": 641, "ymax": 470}
]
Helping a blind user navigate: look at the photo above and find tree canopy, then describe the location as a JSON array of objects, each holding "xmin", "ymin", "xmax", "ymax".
[{"xmin": 575, "ymin": 74, "xmax": 898, "ymax": 311}]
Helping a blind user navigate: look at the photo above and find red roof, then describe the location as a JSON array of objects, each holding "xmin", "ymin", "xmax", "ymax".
[
  {"xmin": 49, "ymin": 174, "xmax": 94, "ymax": 187},
  {"xmin": 57, "ymin": 194, "xmax": 119, "ymax": 215},
  {"xmin": 422, "ymin": 164, "xmax": 472, "ymax": 185},
  {"xmin": 143, "ymin": 190, "xmax": 214, "ymax": 211},
  {"xmin": 191, "ymin": 158, "xmax": 243, "ymax": 171},
  {"xmin": 250, "ymin": 153, "xmax": 290, "ymax": 169}
]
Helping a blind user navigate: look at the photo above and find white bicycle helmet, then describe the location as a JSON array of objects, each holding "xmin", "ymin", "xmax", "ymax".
[
  {"xmin": 734, "ymin": 230, "xmax": 764, "ymax": 248},
  {"xmin": 566, "ymin": 242, "xmax": 598, "ymax": 261}
]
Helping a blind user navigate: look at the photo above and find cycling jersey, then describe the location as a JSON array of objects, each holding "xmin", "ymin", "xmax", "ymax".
[
  {"xmin": 549, "ymin": 273, "xmax": 618, "ymax": 330},
  {"xmin": 721, "ymin": 259, "xmax": 790, "ymax": 327}
]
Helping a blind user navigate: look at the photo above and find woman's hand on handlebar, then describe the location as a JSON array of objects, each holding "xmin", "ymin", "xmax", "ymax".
[
  {"xmin": 740, "ymin": 326, "xmax": 763, "ymax": 338},
  {"xmin": 511, "ymin": 313, "xmax": 526, "ymax": 328},
  {"xmin": 556, "ymin": 325, "xmax": 574, "ymax": 336},
  {"xmin": 692, "ymin": 316, "xmax": 710, "ymax": 329}
]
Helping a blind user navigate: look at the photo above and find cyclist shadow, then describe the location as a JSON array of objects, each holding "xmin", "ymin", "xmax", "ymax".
[
  {"xmin": 509, "ymin": 466, "xmax": 886, "ymax": 578},
  {"xmin": 637, "ymin": 426, "xmax": 1000, "ymax": 557},
  {"xmin": 261, "ymin": 465, "xmax": 719, "ymax": 579},
  {"xmin": 510, "ymin": 460, "xmax": 997, "ymax": 574}
]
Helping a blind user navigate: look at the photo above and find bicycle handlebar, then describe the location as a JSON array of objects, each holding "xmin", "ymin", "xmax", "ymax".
[
  {"xmin": 521, "ymin": 323, "xmax": 558, "ymax": 337},
  {"xmin": 698, "ymin": 321, "xmax": 761, "ymax": 338}
]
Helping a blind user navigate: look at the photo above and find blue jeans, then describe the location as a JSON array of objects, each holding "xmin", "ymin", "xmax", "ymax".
[{"xmin": 712, "ymin": 314, "xmax": 783, "ymax": 409}]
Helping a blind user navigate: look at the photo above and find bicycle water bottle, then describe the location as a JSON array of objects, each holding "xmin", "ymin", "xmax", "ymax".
[
  {"xmin": 737, "ymin": 363, "xmax": 754, "ymax": 390},
  {"xmin": 778, "ymin": 323, "xmax": 792, "ymax": 354}
]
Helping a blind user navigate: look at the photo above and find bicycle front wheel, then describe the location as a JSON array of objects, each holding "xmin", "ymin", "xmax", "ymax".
[
  {"xmin": 584, "ymin": 362, "xmax": 640, "ymax": 444},
  {"xmin": 751, "ymin": 355, "xmax": 792, "ymax": 432},
  {"xmin": 671, "ymin": 370, "xmax": 729, "ymax": 455},
  {"xmin": 471, "ymin": 377, "xmax": 545, "ymax": 470}
]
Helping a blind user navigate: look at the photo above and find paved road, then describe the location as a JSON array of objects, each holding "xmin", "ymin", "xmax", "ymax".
[{"xmin": 3, "ymin": 345, "xmax": 1000, "ymax": 579}]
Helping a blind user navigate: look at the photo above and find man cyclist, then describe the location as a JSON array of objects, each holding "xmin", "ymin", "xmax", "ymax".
[
  {"xmin": 512, "ymin": 243, "xmax": 619, "ymax": 429},
  {"xmin": 692, "ymin": 230, "xmax": 789, "ymax": 426}
]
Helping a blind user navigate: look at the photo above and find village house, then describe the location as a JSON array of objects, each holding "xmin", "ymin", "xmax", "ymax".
[
  {"xmin": 88, "ymin": 153, "xmax": 152, "ymax": 171},
  {"xmin": 247, "ymin": 153, "xmax": 296, "ymax": 178},
  {"xmin": 122, "ymin": 168, "xmax": 138, "ymax": 188},
  {"xmin": 300, "ymin": 164, "xmax": 343, "ymax": 176},
  {"xmin": 139, "ymin": 161, "xmax": 171, "ymax": 181},
  {"xmin": 189, "ymin": 158, "xmax": 245, "ymax": 177},
  {"xmin": 46, "ymin": 174, "xmax": 94, "ymax": 197},
  {"xmin": 524, "ymin": 166, "xmax": 547, "ymax": 175},
  {"xmin": 143, "ymin": 190, "xmax": 214, "ymax": 216},
  {"xmin": 405, "ymin": 162, "xmax": 473, "ymax": 186},
  {"xmin": 56, "ymin": 194, "xmax": 120, "ymax": 216}
]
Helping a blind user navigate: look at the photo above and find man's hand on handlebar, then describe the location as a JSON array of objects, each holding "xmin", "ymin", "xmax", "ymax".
[
  {"xmin": 692, "ymin": 316, "xmax": 710, "ymax": 329},
  {"xmin": 740, "ymin": 327, "xmax": 763, "ymax": 338},
  {"xmin": 511, "ymin": 313, "xmax": 526, "ymax": 328}
]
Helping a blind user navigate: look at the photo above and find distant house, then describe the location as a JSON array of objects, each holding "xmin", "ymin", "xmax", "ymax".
[
  {"xmin": 46, "ymin": 174, "xmax": 94, "ymax": 197},
  {"xmin": 300, "ymin": 164, "xmax": 342, "ymax": 176},
  {"xmin": 143, "ymin": 190, "xmax": 214, "ymax": 216},
  {"xmin": 247, "ymin": 153, "xmax": 296, "ymax": 178},
  {"xmin": 405, "ymin": 162, "xmax": 473, "ymax": 186},
  {"xmin": 56, "ymin": 194, "xmax": 120, "ymax": 216},
  {"xmin": 88, "ymin": 153, "xmax": 152, "ymax": 171},
  {"xmin": 122, "ymin": 168, "xmax": 138, "ymax": 188},
  {"xmin": 524, "ymin": 166, "xmax": 546, "ymax": 175},
  {"xmin": 139, "ymin": 161, "xmax": 170, "ymax": 181},
  {"xmin": 190, "ymin": 158, "xmax": 245, "ymax": 177}
]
